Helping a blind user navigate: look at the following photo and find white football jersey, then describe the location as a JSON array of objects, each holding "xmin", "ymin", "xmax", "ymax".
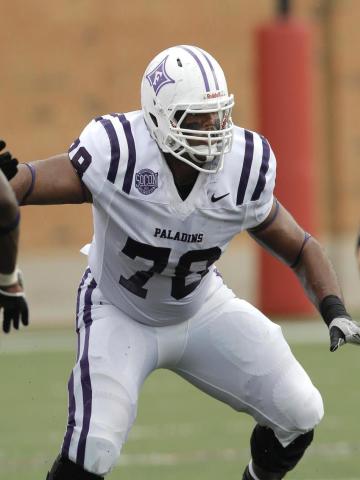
[{"xmin": 68, "ymin": 110, "xmax": 276, "ymax": 325}]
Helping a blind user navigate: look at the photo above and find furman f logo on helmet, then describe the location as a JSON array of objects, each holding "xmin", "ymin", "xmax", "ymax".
[
  {"xmin": 141, "ymin": 45, "xmax": 234, "ymax": 174},
  {"xmin": 146, "ymin": 55, "xmax": 175, "ymax": 96}
]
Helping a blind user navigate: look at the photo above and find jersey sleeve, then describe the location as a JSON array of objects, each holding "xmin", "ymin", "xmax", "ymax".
[
  {"xmin": 243, "ymin": 134, "xmax": 277, "ymax": 230},
  {"xmin": 68, "ymin": 117, "xmax": 113, "ymax": 199}
]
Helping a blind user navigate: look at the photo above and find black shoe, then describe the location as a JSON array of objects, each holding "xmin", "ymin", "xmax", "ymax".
[{"xmin": 243, "ymin": 465, "xmax": 255, "ymax": 480}]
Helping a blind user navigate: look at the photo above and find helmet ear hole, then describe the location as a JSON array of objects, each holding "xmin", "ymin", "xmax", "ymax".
[{"xmin": 149, "ymin": 113, "xmax": 158, "ymax": 127}]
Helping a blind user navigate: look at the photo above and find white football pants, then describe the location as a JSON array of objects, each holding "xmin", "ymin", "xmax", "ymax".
[{"xmin": 61, "ymin": 268, "xmax": 323, "ymax": 476}]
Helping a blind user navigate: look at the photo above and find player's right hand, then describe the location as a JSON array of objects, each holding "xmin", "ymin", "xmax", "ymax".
[
  {"xmin": 0, "ymin": 140, "xmax": 19, "ymax": 180},
  {"xmin": 0, "ymin": 280, "xmax": 29, "ymax": 333}
]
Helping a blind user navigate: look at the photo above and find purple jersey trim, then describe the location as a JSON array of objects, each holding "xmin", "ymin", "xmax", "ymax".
[
  {"xmin": 116, "ymin": 114, "xmax": 137, "ymax": 194},
  {"xmin": 181, "ymin": 46, "xmax": 210, "ymax": 92},
  {"xmin": 247, "ymin": 198, "xmax": 279, "ymax": 234},
  {"xmin": 62, "ymin": 268, "xmax": 91, "ymax": 459},
  {"xmin": 251, "ymin": 136, "xmax": 271, "ymax": 201},
  {"xmin": 76, "ymin": 277, "xmax": 97, "ymax": 467},
  {"xmin": 68, "ymin": 138, "xmax": 80, "ymax": 153},
  {"xmin": 69, "ymin": 146, "xmax": 92, "ymax": 180},
  {"xmin": 198, "ymin": 48, "xmax": 220, "ymax": 90},
  {"xmin": 95, "ymin": 117, "xmax": 121, "ymax": 184},
  {"xmin": 237, "ymin": 130, "xmax": 254, "ymax": 205},
  {"xmin": 76, "ymin": 268, "xmax": 91, "ymax": 332}
]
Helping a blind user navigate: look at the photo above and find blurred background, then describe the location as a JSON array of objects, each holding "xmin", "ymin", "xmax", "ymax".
[
  {"xmin": 1, "ymin": 2, "xmax": 360, "ymax": 479},
  {"xmin": 1, "ymin": 0, "xmax": 359, "ymax": 321}
]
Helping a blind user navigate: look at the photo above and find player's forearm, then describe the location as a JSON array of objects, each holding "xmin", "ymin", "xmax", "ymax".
[
  {"xmin": 0, "ymin": 173, "xmax": 19, "ymax": 274},
  {"xmin": 10, "ymin": 154, "xmax": 90, "ymax": 205},
  {"xmin": 293, "ymin": 236, "xmax": 343, "ymax": 308},
  {"xmin": 0, "ymin": 170, "xmax": 18, "ymax": 220},
  {"xmin": 0, "ymin": 229, "xmax": 19, "ymax": 274}
]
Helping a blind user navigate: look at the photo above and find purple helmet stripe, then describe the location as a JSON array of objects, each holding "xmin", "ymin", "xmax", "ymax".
[
  {"xmin": 76, "ymin": 277, "xmax": 97, "ymax": 467},
  {"xmin": 62, "ymin": 267, "xmax": 91, "ymax": 458},
  {"xmin": 251, "ymin": 136, "xmax": 271, "ymax": 201},
  {"xmin": 116, "ymin": 114, "xmax": 137, "ymax": 194},
  {"xmin": 237, "ymin": 130, "xmax": 254, "ymax": 205},
  {"xmin": 96, "ymin": 116, "xmax": 121, "ymax": 184},
  {"xmin": 197, "ymin": 48, "xmax": 220, "ymax": 90},
  {"xmin": 181, "ymin": 46, "xmax": 210, "ymax": 92}
]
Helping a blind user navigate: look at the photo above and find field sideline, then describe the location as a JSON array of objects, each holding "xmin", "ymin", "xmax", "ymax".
[{"xmin": 0, "ymin": 321, "xmax": 359, "ymax": 480}]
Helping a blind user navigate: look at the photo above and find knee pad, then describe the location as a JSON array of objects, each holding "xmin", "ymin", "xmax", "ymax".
[
  {"xmin": 250, "ymin": 425, "xmax": 314, "ymax": 476},
  {"xmin": 83, "ymin": 436, "xmax": 120, "ymax": 476},
  {"xmin": 273, "ymin": 364, "xmax": 324, "ymax": 436},
  {"xmin": 47, "ymin": 454, "xmax": 103, "ymax": 480},
  {"xmin": 289, "ymin": 385, "xmax": 324, "ymax": 432}
]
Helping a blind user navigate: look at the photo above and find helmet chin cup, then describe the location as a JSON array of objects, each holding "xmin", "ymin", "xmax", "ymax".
[{"xmin": 141, "ymin": 45, "xmax": 234, "ymax": 174}]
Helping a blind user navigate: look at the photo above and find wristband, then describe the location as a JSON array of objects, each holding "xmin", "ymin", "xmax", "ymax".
[
  {"xmin": 0, "ymin": 211, "xmax": 20, "ymax": 235},
  {"xmin": 21, "ymin": 163, "xmax": 36, "ymax": 205},
  {"xmin": 319, "ymin": 295, "xmax": 351, "ymax": 327},
  {"xmin": 0, "ymin": 268, "xmax": 19, "ymax": 287}
]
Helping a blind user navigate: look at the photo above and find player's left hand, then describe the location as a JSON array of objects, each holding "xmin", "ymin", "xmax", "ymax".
[
  {"xmin": 0, "ymin": 140, "xmax": 19, "ymax": 180},
  {"xmin": 0, "ymin": 280, "xmax": 29, "ymax": 333},
  {"xmin": 328, "ymin": 317, "xmax": 360, "ymax": 352}
]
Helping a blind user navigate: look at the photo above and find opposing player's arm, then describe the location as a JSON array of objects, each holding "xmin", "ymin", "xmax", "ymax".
[
  {"xmin": 10, "ymin": 153, "xmax": 92, "ymax": 205},
  {"xmin": 248, "ymin": 199, "xmax": 360, "ymax": 351},
  {"xmin": 0, "ymin": 170, "xmax": 19, "ymax": 274},
  {"xmin": 0, "ymin": 170, "xmax": 29, "ymax": 333}
]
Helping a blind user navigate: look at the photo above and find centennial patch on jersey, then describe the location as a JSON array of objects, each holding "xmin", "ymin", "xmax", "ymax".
[
  {"xmin": 146, "ymin": 55, "xmax": 175, "ymax": 96},
  {"xmin": 135, "ymin": 168, "xmax": 159, "ymax": 195}
]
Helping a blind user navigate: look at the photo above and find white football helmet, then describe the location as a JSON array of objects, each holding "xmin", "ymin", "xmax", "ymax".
[{"xmin": 141, "ymin": 45, "xmax": 234, "ymax": 173}]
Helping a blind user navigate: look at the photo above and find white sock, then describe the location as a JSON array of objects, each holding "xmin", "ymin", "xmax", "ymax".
[{"xmin": 249, "ymin": 459, "xmax": 262, "ymax": 480}]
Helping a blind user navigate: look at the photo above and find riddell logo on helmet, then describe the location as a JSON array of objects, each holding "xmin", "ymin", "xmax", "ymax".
[{"xmin": 205, "ymin": 91, "xmax": 225, "ymax": 99}]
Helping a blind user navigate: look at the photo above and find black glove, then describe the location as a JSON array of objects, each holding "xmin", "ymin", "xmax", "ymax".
[
  {"xmin": 0, "ymin": 140, "xmax": 19, "ymax": 180},
  {"xmin": 0, "ymin": 286, "xmax": 29, "ymax": 333}
]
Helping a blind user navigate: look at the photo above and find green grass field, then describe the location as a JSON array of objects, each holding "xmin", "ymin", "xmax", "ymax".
[{"xmin": 0, "ymin": 324, "xmax": 359, "ymax": 480}]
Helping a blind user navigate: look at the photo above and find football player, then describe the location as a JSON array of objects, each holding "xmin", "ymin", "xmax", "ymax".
[
  {"xmin": 0, "ymin": 141, "xmax": 28, "ymax": 333},
  {"xmin": 5, "ymin": 46, "xmax": 360, "ymax": 480}
]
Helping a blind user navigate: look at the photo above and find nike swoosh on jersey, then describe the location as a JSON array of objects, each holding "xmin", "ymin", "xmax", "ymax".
[{"xmin": 211, "ymin": 192, "xmax": 230, "ymax": 202}]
